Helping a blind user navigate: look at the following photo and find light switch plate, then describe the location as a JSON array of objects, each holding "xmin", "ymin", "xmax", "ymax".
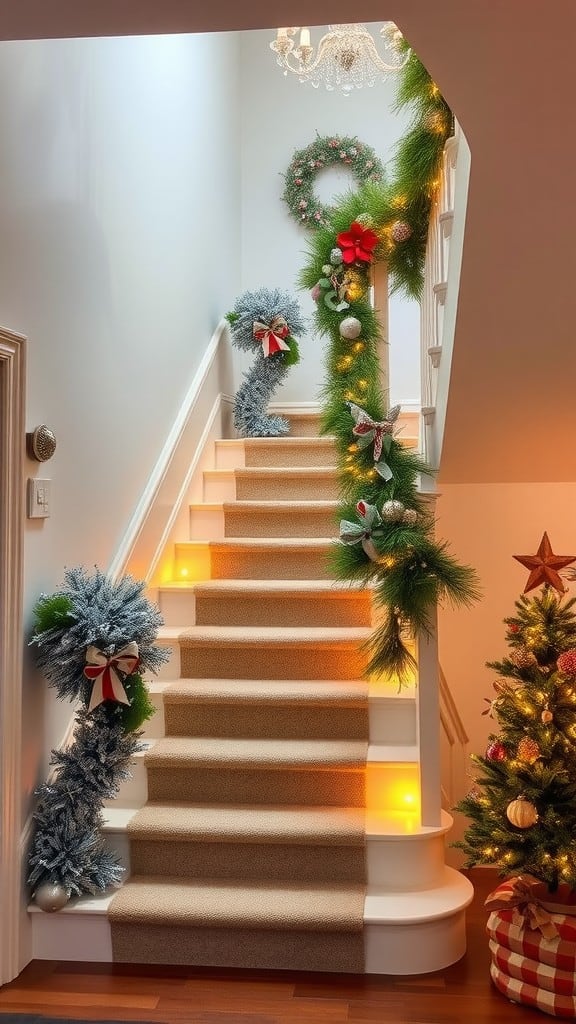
[{"xmin": 27, "ymin": 478, "xmax": 51, "ymax": 518}]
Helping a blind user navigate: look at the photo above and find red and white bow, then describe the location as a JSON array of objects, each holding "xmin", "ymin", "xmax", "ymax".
[
  {"xmin": 252, "ymin": 316, "xmax": 291, "ymax": 358},
  {"xmin": 83, "ymin": 642, "xmax": 140, "ymax": 711}
]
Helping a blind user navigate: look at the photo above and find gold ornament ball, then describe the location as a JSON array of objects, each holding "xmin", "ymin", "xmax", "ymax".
[
  {"xmin": 35, "ymin": 880, "xmax": 69, "ymax": 912},
  {"xmin": 541, "ymin": 708, "xmax": 554, "ymax": 724},
  {"xmin": 381, "ymin": 499, "xmax": 405, "ymax": 523},
  {"xmin": 511, "ymin": 649, "xmax": 538, "ymax": 669},
  {"xmin": 506, "ymin": 796, "xmax": 538, "ymax": 829},
  {"xmin": 402, "ymin": 508, "xmax": 418, "ymax": 526},
  {"xmin": 517, "ymin": 736, "xmax": 540, "ymax": 764}
]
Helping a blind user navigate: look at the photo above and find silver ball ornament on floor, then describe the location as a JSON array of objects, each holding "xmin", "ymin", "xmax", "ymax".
[
  {"xmin": 339, "ymin": 316, "xmax": 362, "ymax": 340},
  {"xmin": 35, "ymin": 880, "xmax": 70, "ymax": 912},
  {"xmin": 381, "ymin": 500, "xmax": 406, "ymax": 523}
]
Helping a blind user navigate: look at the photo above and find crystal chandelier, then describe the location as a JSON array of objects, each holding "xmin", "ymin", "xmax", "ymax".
[{"xmin": 269, "ymin": 23, "xmax": 410, "ymax": 94}]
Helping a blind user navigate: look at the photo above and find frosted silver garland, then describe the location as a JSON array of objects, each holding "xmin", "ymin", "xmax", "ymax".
[
  {"xmin": 227, "ymin": 288, "xmax": 305, "ymax": 438},
  {"xmin": 28, "ymin": 567, "xmax": 169, "ymax": 903}
]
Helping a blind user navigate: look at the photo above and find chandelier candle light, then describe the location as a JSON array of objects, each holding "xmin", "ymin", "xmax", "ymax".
[{"xmin": 270, "ymin": 23, "xmax": 410, "ymax": 94}]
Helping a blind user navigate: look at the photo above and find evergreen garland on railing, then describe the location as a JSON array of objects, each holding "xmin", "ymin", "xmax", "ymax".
[{"xmin": 298, "ymin": 53, "xmax": 478, "ymax": 683}]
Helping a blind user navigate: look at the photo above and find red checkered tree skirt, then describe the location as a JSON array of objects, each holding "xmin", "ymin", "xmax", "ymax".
[
  {"xmin": 490, "ymin": 962, "xmax": 576, "ymax": 1019},
  {"xmin": 487, "ymin": 910, "xmax": 576, "ymax": 972},
  {"xmin": 489, "ymin": 940, "xmax": 576, "ymax": 997}
]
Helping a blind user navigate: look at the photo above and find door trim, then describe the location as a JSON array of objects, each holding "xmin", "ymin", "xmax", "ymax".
[{"xmin": 0, "ymin": 328, "xmax": 26, "ymax": 986}]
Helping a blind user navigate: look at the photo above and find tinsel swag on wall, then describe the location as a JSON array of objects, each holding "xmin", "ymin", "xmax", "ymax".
[
  {"xmin": 28, "ymin": 568, "xmax": 169, "ymax": 911},
  {"xmin": 226, "ymin": 288, "xmax": 305, "ymax": 437}
]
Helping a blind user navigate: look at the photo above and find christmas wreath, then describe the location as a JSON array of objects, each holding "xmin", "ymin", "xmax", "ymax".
[{"xmin": 282, "ymin": 134, "xmax": 385, "ymax": 230}]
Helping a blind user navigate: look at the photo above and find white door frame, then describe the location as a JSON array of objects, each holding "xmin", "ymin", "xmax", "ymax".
[{"xmin": 0, "ymin": 328, "xmax": 26, "ymax": 986}]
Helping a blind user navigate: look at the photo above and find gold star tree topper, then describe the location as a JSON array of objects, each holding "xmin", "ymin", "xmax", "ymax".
[{"xmin": 514, "ymin": 533, "xmax": 576, "ymax": 594}]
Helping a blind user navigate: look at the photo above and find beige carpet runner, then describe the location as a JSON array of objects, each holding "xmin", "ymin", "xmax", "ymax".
[{"xmin": 109, "ymin": 420, "xmax": 370, "ymax": 972}]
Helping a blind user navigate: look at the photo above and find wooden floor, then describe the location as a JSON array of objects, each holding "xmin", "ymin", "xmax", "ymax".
[{"xmin": 0, "ymin": 870, "xmax": 542, "ymax": 1023}]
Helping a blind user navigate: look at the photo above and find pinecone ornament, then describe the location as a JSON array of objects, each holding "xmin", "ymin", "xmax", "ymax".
[
  {"xmin": 511, "ymin": 649, "xmax": 538, "ymax": 669},
  {"xmin": 391, "ymin": 220, "xmax": 412, "ymax": 243},
  {"xmin": 517, "ymin": 736, "xmax": 540, "ymax": 764}
]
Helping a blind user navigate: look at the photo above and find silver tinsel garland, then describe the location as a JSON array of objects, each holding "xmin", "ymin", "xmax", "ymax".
[
  {"xmin": 28, "ymin": 568, "xmax": 169, "ymax": 902},
  {"xmin": 228, "ymin": 288, "xmax": 305, "ymax": 437}
]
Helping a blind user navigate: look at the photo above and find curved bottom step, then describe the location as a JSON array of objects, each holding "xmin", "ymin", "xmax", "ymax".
[{"xmin": 29, "ymin": 868, "xmax": 473, "ymax": 975}]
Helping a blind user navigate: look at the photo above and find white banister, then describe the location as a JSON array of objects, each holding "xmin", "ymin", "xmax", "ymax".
[
  {"xmin": 419, "ymin": 126, "xmax": 461, "ymax": 466},
  {"xmin": 416, "ymin": 610, "xmax": 442, "ymax": 828}
]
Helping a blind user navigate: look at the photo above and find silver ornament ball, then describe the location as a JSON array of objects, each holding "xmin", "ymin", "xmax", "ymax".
[
  {"xmin": 381, "ymin": 499, "xmax": 406, "ymax": 523},
  {"xmin": 330, "ymin": 248, "xmax": 344, "ymax": 266},
  {"xmin": 35, "ymin": 880, "xmax": 69, "ymax": 912},
  {"xmin": 339, "ymin": 316, "xmax": 362, "ymax": 340}
]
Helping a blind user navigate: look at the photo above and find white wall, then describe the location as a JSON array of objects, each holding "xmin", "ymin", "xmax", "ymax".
[
  {"xmin": 238, "ymin": 26, "xmax": 420, "ymax": 408},
  {"xmin": 437, "ymin": 483, "xmax": 576, "ymax": 775},
  {"xmin": 0, "ymin": 32, "xmax": 242, "ymax": 793}
]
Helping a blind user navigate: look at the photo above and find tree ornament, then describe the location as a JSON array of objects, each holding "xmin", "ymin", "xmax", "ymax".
[
  {"xmin": 34, "ymin": 880, "xmax": 69, "ymax": 913},
  {"xmin": 486, "ymin": 741, "xmax": 507, "ymax": 762},
  {"xmin": 541, "ymin": 707, "xmax": 554, "ymax": 724},
  {"xmin": 343, "ymin": 270, "xmax": 367, "ymax": 303},
  {"xmin": 391, "ymin": 220, "xmax": 413, "ymax": 243},
  {"xmin": 510, "ymin": 648, "xmax": 538, "ymax": 669},
  {"xmin": 381, "ymin": 499, "xmax": 406, "ymax": 523},
  {"xmin": 402, "ymin": 508, "xmax": 418, "ymax": 526},
  {"xmin": 339, "ymin": 316, "xmax": 362, "ymax": 340},
  {"xmin": 557, "ymin": 650, "xmax": 576, "ymax": 676},
  {"xmin": 506, "ymin": 796, "xmax": 538, "ymax": 829},
  {"xmin": 330, "ymin": 247, "xmax": 344, "ymax": 266},
  {"xmin": 321, "ymin": 264, "xmax": 332, "ymax": 276},
  {"xmin": 517, "ymin": 736, "xmax": 541, "ymax": 764},
  {"xmin": 513, "ymin": 532, "xmax": 576, "ymax": 595},
  {"xmin": 282, "ymin": 135, "xmax": 384, "ymax": 230}
]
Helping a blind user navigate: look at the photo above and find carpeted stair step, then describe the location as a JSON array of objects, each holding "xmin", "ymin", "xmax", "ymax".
[
  {"xmin": 234, "ymin": 466, "xmax": 339, "ymax": 501},
  {"xmin": 178, "ymin": 624, "xmax": 371, "ymax": 679},
  {"xmin": 243, "ymin": 436, "xmax": 338, "ymax": 468},
  {"xmin": 193, "ymin": 578, "xmax": 372, "ymax": 628},
  {"xmin": 163, "ymin": 678, "xmax": 369, "ymax": 739},
  {"xmin": 126, "ymin": 802, "xmax": 366, "ymax": 883},
  {"xmin": 144, "ymin": 735, "xmax": 367, "ymax": 806},
  {"xmin": 109, "ymin": 877, "xmax": 365, "ymax": 971},
  {"xmin": 206, "ymin": 538, "xmax": 335, "ymax": 580},
  {"xmin": 222, "ymin": 500, "xmax": 338, "ymax": 538}
]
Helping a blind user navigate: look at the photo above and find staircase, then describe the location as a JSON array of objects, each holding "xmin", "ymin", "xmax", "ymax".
[{"xmin": 30, "ymin": 409, "xmax": 473, "ymax": 974}]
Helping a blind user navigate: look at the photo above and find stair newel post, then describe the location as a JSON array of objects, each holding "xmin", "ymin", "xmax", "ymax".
[
  {"xmin": 416, "ymin": 605, "xmax": 443, "ymax": 828},
  {"xmin": 371, "ymin": 260, "xmax": 389, "ymax": 400}
]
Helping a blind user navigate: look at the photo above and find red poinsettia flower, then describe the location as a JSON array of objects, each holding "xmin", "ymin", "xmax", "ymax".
[{"xmin": 337, "ymin": 221, "xmax": 379, "ymax": 264}]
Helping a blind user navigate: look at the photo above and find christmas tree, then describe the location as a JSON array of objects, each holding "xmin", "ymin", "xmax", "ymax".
[{"xmin": 455, "ymin": 533, "xmax": 576, "ymax": 891}]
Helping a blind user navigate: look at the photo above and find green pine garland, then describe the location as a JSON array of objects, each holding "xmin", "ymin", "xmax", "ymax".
[{"xmin": 298, "ymin": 55, "xmax": 478, "ymax": 684}]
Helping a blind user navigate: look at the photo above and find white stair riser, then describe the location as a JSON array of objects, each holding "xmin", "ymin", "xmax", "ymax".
[
  {"xmin": 32, "ymin": 912, "xmax": 112, "ymax": 962},
  {"xmin": 141, "ymin": 690, "xmax": 165, "ymax": 739},
  {"xmin": 369, "ymin": 699, "xmax": 417, "ymax": 745},
  {"xmin": 364, "ymin": 911, "xmax": 467, "ymax": 974},
  {"xmin": 214, "ymin": 441, "xmax": 245, "ymax": 470},
  {"xmin": 203, "ymin": 472, "xmax": 237, "ymax": 502},
  {"xmin": 189, "ymin": 507, "xmax": 225, "ymax": 540},
  {"xmin": 103, "ymin": 830, "xmax": 131, "ymax": 875},
  {"xmin": 366, "ymin": 834, "xmax": 446, "ymax": 892},
  {"xmin": 158, "ymin": 589, "xmax": 197, "ymax": 627},
  {"xmin": 30, "ymin": 904, "xmax": 467, "ymax": 974},
  {"xmin": 104, "ymin": 756, "xmax": 148, "ymax": 808},
  {"xmin": 155, "ymin": 643, "xmax": 181, "ymax": 680}
]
